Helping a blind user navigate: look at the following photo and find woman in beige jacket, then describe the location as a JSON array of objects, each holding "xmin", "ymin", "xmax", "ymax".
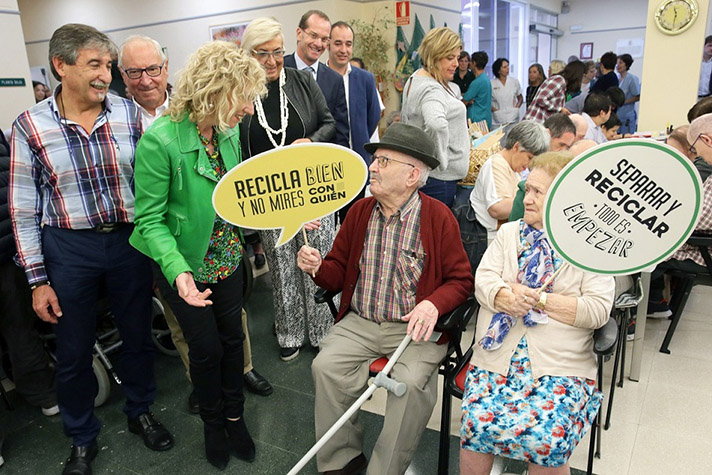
[{"xmin": 460, "ymin": 152, "xmax": 615, "ymax": 475}]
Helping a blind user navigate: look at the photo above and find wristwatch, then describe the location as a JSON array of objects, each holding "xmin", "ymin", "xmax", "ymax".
[
  {"xmin": 30, "ymin": 280, "xmax": 50, "ymax": 290},
  {"xmin": 536, "ymin": 292, "xmax": 548, "ymax": 310}
]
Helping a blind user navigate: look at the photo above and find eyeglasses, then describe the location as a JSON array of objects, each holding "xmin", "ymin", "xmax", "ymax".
[
  {"xmin": 121, "ymin": 61, "xmax": 165, "ymax": 80},
  {"xmin": 303, "ymin": 29, "xmax": 330, "ymax": 45},
  {"xmin": 252, "ymin": 49, "xmax": 286, "ymax": 60},
  {"xmin": 689, "ymin": 133, "xmax": 708, "ymax": 155},
  {"xmin": 371, "ymin": 154, "xmax": 415, "ymax": 169}
]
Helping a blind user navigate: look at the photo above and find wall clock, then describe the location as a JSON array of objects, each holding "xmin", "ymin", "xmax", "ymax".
[{"xmin": 654, "ymin": 0, "xmax": 699, "ymax": 35}]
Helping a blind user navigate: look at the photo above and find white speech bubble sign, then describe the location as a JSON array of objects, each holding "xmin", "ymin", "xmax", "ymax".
[{"xmin": 544, "ymin": 139, "xmax": 703, "ymax": 275}]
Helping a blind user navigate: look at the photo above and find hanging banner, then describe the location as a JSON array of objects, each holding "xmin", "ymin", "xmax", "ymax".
[
  {"xmin": 213, "ymin": 143, "xmax": 368, "ymax": 246},
  {"xmin": 544, "ymin": 140, "xmax": 703, "ymax": 275}
]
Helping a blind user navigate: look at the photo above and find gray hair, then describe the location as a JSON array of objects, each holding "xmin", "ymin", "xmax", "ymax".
[
  {"xmin": 503, "ymin": 120, "xmax": 550, "ymax": 156},
  {"xmin": 119, "ymin": 35, "xmax": 166, "ymax": 68},
  {"xmin": 242, "ymin": 17, "xmax": 284, "ymax": 55},
  {"xmin": 49, "ymin": 23, "xmax": 117, "ymax": 81},
  {"xmin": 688, "ymin": 113, "xmax": 712, "ymax": 145},
  {"xmin": 416, "ymin": 164, "xmax": 430, "ymax": 188}
]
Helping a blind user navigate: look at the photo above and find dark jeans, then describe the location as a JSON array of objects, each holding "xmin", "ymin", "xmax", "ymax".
[
  {"xmin": 43, "ymin": 225, "xmax": 155, "ymax": 446},
  {"xmin": 0, "ymin": 261, "xmax": 56, "ymax": 407},
  {"xmin": 153, "ymin": 263, "xmax": 245, "ymax": 421},
  {"xmin": 452, "ymin": 186, "xmax": 488, "ymax": 275},
  {"xmin": 420, "ymin": 177, "xmax": 458, "ymax": 208},
  {"xmin": 650, "ymin": 258, "xmax": 708, "ymax": 302}
]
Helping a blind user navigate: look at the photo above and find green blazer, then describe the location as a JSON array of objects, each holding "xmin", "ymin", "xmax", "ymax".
[{"xmin": 130, "ymin": 114, "xmax": 242, "ymax": 286}]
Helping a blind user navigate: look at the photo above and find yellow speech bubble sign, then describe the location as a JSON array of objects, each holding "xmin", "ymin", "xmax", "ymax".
[{"xmin": 213, "ymin": 143, "xmax": 368, "ymax": 246}]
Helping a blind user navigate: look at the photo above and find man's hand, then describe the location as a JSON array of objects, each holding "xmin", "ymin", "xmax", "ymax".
[
  {"xmin": 291, "ymin": 138, "xmax": 312, "ymax": 145},
  {"xmin": 402, "ymin": 300, "xmax": 439, "ymax": 342},
  {"xmin": 32, "ymin": 285, "xmax": 62, "ymax": 324},
  {"xmin": 297, "ymin": 245, "xmax": 322, "ymax": 275},
  {"xmin": 303, "ymin": 219, "xmax": 321, "ymax": 231},
  {"xmin": 175, "ymin": 272, "xmax": 213, "ymax": 307}
]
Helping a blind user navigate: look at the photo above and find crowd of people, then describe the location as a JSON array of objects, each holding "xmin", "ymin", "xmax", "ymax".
[{"xmin": 2, "ymin": 11, "xmax": 711, "ymax": 475}]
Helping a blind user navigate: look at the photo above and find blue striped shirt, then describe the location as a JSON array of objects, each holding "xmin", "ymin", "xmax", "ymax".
[{"xmin": 10, "ymin": 89, "xmax": 142, "ymax": 284}]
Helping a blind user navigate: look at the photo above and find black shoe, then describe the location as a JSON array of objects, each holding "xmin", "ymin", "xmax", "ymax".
[
  {"xmin": 128, "ymin": 412, "xmax": 174, "ymax": 451},
  {"xmin": 243, "ymin": 370, "xmax": 273, "ymax": 396},
  {"xmin": 188, "ymin": 390, "xmax": 200, "ymax": 414},
  {"xmin": 226, "ymin": 418, "xmax": 255, "ymax": 462},
  {"xmin": 254, "ymin": 253, "xmax": 266, "ymax": 269},
  {"xmin": 279, "ymin": 347, "xmax": 299, "ymax": 361},
  {"xmin": 204, "ymin": 422, "xmax": 229, "ymax": 470},
  {"xmin": 62, "ymin": 441, "xmax": 98, "ymax": 475}
]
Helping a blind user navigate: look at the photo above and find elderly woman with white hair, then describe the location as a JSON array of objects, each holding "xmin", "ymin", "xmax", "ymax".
[
  {"xmin": 239, "ymin": 17, "xmax": 337, "ymax": 362},
  {"xmin": 130, "ymin": 42, "xmax": 266, "ymax": 470},
  {"xmin": 467, "ymin": 121, "xmax": 549, "ymax": 271}
]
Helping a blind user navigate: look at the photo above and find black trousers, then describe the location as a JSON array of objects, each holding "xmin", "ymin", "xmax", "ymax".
[
  {"xmin": 43, "ymin": 225, "xmax": 155, "ymax": 446},
  {"xmin": 0, "ymin": 261, "xmax": 56, "ymax": 407},
  {"xmin": 153, "ymin": 263, "xmax": 245, "ymax": 421},
  {"xmin": 650, "ymin": 258, "xmax": 708, "ymax": 302}
]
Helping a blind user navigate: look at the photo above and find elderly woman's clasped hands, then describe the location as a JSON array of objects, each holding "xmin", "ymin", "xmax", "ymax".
[{"xmin": 496, "ymin": 282, "xmax": 541, "ymax": 318}]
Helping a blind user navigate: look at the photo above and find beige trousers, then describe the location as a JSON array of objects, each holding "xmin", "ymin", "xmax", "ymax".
[
  {"xmin": 159, "ymin": 290, "xmax": 253, "ymax": 380},
  {"xmin": 312, "ymin": 312, "xmax": 447, "ymax": 475}
]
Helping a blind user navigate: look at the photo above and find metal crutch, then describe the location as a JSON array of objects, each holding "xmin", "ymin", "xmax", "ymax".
[{"xmin": 286, "ymin": 334, "xmax": 413, "ymax": 475}]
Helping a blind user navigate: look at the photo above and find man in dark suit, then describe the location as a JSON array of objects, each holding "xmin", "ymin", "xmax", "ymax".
[
  {"xmin": 326, "ymin": 20, "xmax": 383, "ymax": 221},
  {"xmin": 284, "ymin": 10, "xmax": 349, "ymax": 148}
]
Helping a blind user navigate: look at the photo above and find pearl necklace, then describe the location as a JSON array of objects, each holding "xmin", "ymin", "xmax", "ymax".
[{"xmin": 254, "ymin": 68, "xmax": 289, "ymax": 148}]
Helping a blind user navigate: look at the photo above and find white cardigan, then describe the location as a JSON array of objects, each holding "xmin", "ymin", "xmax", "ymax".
[{"xmin": 471, "ymin": 221, "xmax": 615, "ymax": 381}]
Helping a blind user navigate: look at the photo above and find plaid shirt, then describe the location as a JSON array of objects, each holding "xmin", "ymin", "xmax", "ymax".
[
  {"xmin": 352, "ymin": 192, "xmax": 425, "ymax": 323},
  {"xmin": 669, "ymin": 175, "xmax": 712, "ymax": 266},
  {"xmin": 10, "ymin": 89, "xmax": 142, "ymax": 284},
  {"xmin": 523, "ymin": 75, "xmax": 567, "ymax": 123}
]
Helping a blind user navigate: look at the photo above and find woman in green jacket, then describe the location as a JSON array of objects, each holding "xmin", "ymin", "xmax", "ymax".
[{"xmin": 130, "ymin": 42, "xmax": 266, "ymax": 471}]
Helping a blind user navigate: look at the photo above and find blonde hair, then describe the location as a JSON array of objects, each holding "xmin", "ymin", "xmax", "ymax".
[
  {"xmin": 241, "ymin": 17, "xmax": 284, "ymax": 55},
  {"xmin": 168, "ymin": 41, "xmax": 267, "ymax": 131},
  {"xmin": 549, "ymin": 59, "xmax": 566, "ymax": 75},
  {"xmin": 418, "ymin": 27, "xmax": 461, "ymax": 86},
  {"xmin": 529, "ymin": 151, "xmax": 574, "ymax": 178}
]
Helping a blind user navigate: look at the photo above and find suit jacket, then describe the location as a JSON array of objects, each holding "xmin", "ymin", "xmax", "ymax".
[
  {"xmin": 346, "ymin": 66, "xmax": 382, "ymax": 162},
  {"xmin": 284, "ymin": 53, "xmax": 349, "ymax": 147}
]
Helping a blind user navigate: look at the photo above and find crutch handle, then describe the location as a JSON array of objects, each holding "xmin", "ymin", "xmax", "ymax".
[{"xmin": 373, "ymin": 372, "xmax": 407, "ymax": 397}]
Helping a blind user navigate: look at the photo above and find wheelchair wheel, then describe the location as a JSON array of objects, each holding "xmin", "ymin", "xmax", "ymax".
[
  {"xmin": 151, "ymin": 297, "xmax": 179, "ymax": 357},
  {"xmin": 93, "ymin": 355, "xmax": 111, "ymax": 407},
  {"xmin": 243, "ymin": 256, "xmax": 254, "ymax": 303}
]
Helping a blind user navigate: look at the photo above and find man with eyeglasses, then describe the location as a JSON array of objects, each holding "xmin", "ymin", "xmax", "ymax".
[
  {"xmin": 647, "ymin": 113, "xmax": 712, "ymax": 318},
  {"xmin": 118, "ymin": 36, "xmax": 274, "ymax": 408},
  {"xmin": 9, "ymin": 24, "xmax": 173, "ymax": 475},
  {"xmin": 327, "ymin": 21, "xmax": 383, "ymax": 223},
  {"xmin": 284, "ymin": 10, "xmax": 349, "ymax": 148},
  {"xmin": 297, "ymin": 123, "xmax": 473, "ymax": 475}
]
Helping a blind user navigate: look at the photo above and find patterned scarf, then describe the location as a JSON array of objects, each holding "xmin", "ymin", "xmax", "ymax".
[{"xmin": 479, "ymin": 221, "xmax": 562, "ymax": 351}]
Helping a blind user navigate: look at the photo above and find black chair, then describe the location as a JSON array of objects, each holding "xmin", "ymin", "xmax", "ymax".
[
  {"xmin": 440, "ymin": 317, "xmax": 618, "ymax": 475},
  {"xmin": 604, "ymin": 276, "xmax": 644, "ymax": 430},
  {"xmin": 314, "ymin": 288, "xmax": 478, "ymax": 474},
  {"xmin": 660, "ymin": 233, "xmax": 712, "ymax": 354}
]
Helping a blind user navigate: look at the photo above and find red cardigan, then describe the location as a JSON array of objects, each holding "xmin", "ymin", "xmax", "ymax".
[{"xmin": 314, "ymin": 192, "xmax": 474, "ymax": 323}]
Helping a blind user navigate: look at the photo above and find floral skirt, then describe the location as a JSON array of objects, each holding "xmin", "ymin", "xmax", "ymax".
[{"xmin": 460, "ymin": 336, "xmax": 602, "ymax": 467}]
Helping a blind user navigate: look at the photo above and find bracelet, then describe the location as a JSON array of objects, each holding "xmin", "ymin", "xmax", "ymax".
[
  {"xmin": 536, "ymin": 292, "xmax": 548, "ymax": 310},
  {"xmin": 30, "ymin": 280, "xmax": 50, "ymax": 290}
]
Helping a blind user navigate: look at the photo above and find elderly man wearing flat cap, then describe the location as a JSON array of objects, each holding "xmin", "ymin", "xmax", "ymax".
[{"xmin": 297, "ymin": 122, "xmax": 474, "ymax": 475}]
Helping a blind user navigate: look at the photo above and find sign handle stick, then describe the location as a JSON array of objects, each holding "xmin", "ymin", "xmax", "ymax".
[
  {"xmin": 302, "ymin": 226, "xmax": 315, "ymax": 278},
  {"xmin": 539, "ymin": 263, "xmax": 567, "ymax": 291}
]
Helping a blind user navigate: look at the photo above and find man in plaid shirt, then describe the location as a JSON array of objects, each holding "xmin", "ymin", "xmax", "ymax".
[
  {"xmin": 297, "ymin": 123, "xmax": 473, "ymax": 475},
  {"xmin": 10, "ymin": 24, "xmax": 173, "ymax": 474},
  {"xmin": 648, "ymin": 113, "xmax": 712, "ymax": 316}
]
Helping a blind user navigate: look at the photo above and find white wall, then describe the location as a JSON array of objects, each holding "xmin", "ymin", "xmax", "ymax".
[
  {"xmin": 0, "ymin": 0, "xmax": 35, "ymax": 131},
  {"xmin": 556, "ymin": 0, "xmax": 647, "ymax": 77}
]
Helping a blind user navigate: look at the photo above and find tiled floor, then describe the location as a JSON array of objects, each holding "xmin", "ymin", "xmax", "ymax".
[{"xmin": 1, "ymin": 269, "xmax": 711, "ymax": 474}]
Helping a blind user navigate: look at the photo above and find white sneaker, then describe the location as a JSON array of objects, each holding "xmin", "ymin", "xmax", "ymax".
[{"xmin": 42, "ymin": 404, "xmax": 60, "ymax": 416}]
